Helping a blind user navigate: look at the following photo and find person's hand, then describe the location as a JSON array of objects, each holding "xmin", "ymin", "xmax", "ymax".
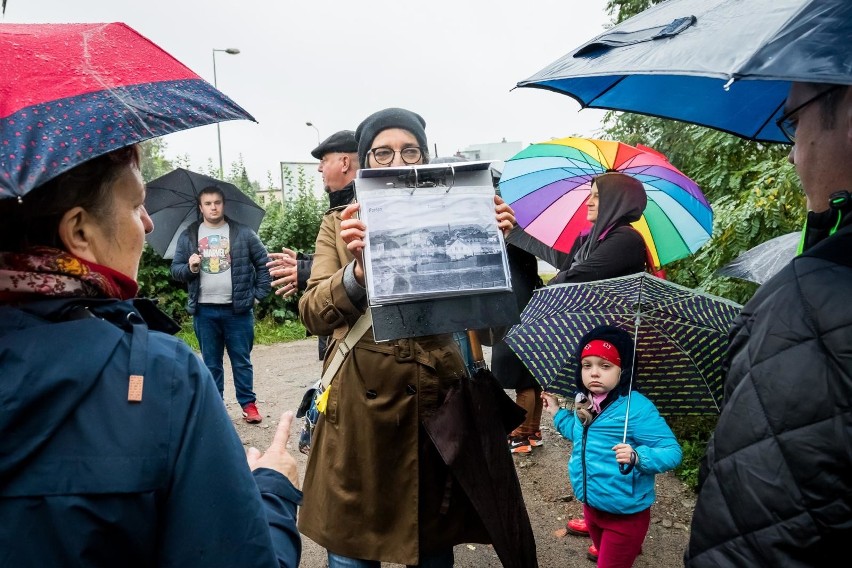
[
  {"xmin": 494, "ymin": 195, "xmax": 516, "ymax": 238},
  {"xmin": 267, "ymin": 248, "xmax": 299, "ymax": 297},
  {"xmin": 541, "ymin": 391, "xmax": 560, "ymax": 417},
  {"xmin": 340, "ymin": 203, "xmax": 366, "ymax": 285},
  {"xmin": 612, "ymin": 443, "xmax": 636, "ymax": 466},
  {"xmin": 189, "ymin": 253, "xmax": 202, "ymax": 273},
  {"xmin": 246, "ymin": 411, "xmax": 300, "ymax": 489}
]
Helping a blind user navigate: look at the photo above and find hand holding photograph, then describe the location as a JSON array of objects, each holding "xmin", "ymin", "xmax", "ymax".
[{"xmin": 356, "ymin": 162, "xmax": 511, "ymax": 307}]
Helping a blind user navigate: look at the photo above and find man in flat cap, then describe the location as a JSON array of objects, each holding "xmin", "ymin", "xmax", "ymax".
[{"xmin": 267, "ymin": 130, "xmax": 359, "ymax": 359}]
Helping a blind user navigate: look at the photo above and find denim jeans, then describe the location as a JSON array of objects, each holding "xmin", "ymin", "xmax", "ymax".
[
  {"xmin": 193, "ymin": 304, "xmax": 256, "ymax": 407},
  {"xmin": 327, "ymin": 548, "xmax": 454, "ymax": 568}
]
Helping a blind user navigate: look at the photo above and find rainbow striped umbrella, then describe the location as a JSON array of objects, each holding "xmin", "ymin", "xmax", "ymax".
[{"xmin": 499, "ymin": 137, "xmax": 712, "ymax": 268}]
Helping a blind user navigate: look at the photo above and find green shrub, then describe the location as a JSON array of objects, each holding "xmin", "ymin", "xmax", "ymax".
[
  {"xmin": 137, "ymin": 245, "xmax": 189, "ymax": 323},
  {"xmin": 176, "ymin": 316, "xmax": 306, "ymax": 349},
  {"xmin": 176, "ymin": 322, "xmax": 199, "ymax": 350},
  {"xmin": 255, "ymin": 317, "xmax": 307, "ymax": 345},
  {"xmin": 667, "ymin": 415, "xmax": 718, "ymax": 492}
]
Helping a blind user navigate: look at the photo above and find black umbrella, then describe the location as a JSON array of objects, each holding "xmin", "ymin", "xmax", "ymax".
[
  {"xmin": 716, "ymin": 232, "xmax": 799, "ymax": 285},
  {"xmin": 422, "ymin": 331, "xmax": 536, "ymax": 568},
  {"xmin": 145, "ymin": 168, "xmax": 265, "ymax": 258}
]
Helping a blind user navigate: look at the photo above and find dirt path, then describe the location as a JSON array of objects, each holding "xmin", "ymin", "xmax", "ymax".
[{"xmin": 224, "ymin": 338, "xmax": 693, "ymax": 567}]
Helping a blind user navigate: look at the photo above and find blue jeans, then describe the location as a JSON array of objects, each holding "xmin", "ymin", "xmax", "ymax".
[
  {"xmin": 193, "ymin": 304, "xmax": 256, "ymax": 407},
  {"xmin": 327, "ymin": 548, "xmax": 454, "ymax": 568}
]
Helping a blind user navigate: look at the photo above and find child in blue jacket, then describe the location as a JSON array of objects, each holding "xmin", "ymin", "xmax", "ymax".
[{"xmin": 542, "ymin": 325, "xmax": 682, "ymax": 567}]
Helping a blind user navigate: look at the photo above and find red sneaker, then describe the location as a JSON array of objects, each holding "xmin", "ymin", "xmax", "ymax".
[
  {"xmin": 242, "ymin": 402, "xmax": 262, "ymax": 424},
  {"xmin": 566, "ymin": 517, "xmax": 590, "ymax": 536},
  {"xmin": 587, "ymin": 544, "xmax": 599, "ymax": 562}
]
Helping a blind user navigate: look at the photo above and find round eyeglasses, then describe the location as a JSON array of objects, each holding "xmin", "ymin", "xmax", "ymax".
[{"xmin": 369, "ymin": 146, "xmax": 423, "ymax": 165}]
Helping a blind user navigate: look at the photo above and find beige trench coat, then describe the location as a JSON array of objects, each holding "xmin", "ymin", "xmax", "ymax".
[{"xmin": 297, "ymin": 207, "xmax": 489, "ymax": 565}]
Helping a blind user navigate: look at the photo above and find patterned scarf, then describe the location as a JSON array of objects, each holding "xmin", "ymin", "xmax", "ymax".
[{"xmin": 0, "ymin": 246, "xmax": 138, "ymax": 302}]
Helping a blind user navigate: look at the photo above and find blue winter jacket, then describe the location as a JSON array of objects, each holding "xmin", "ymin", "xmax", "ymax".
[
  {"xmin": 0, "ymin": 298, "xmax": 301, "ymax": 567},
  {"xmin": 552, "ymin": 392, "xmax": 682, "ymax": 515},
  {"xmin": 171, "ymin": 217, "xmax": 271, "ymax": 315}
]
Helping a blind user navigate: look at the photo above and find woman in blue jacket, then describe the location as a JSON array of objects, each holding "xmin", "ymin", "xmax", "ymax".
[
  {"xmin": 542, "ymin": 325, "xmax": 681, "ymax": 568},
  {"xmin": 0, "ymin": 144, "xmax": 302, "ymax": 567}
]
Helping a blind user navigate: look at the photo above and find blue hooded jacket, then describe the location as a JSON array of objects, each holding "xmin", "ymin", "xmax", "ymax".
[
  {"xmin": 551, "ymin": 326, "xmax": 682, "ymax": 515},
  {"xmin": 0, "ymin": 298, "xmax": 301, "ymax": 567}
]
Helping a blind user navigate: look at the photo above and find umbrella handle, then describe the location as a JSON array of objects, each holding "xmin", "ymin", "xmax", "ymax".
[
  {"xmin": 466, "ymin": 330, "xmax": 487, "ymax": 369},
  {"xmin": 619, "ymin": 450, "xmax": 637, "ymax": 475}
]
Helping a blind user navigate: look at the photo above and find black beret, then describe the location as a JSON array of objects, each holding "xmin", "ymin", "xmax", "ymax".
[
  {"xmin": 310, "ymin": 130, "xmax": 358, "ymax": 160},
  {"xmin": 355, "ymin": 108, "xmax": 427, "ymax": 168}
]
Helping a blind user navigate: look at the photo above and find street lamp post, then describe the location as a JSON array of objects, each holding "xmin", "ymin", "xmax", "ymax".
[
  {"xmin": 306, "ymin": 121, "xmax": 321, "ymax": 146},
  {"xmin": 212, "ymin": 47, "xmax": 240, "ymax": 178}
]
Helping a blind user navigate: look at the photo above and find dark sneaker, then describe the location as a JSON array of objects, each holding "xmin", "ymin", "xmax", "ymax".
[
  {"xmin": 587, "ymin": 543, "xmax": 599, "ymax": 562},
  {"xmin": 242, "ymin": 402, "xmax": 262, "ymax": 424},
  {"xmin": 508, "ymin": 435, "xmax": 532, "ymax": 454},
  {"xmin": 528, "ymin": 430, "xmax": 544, "ymax": 447},
  {"xmin": 567, "ymin": 517, "xmax": 590, "ymax": 536}
]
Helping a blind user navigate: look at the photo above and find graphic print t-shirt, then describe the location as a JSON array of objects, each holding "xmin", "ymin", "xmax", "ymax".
[{"xmin": 198, "ymin": 223, "xmax": 232, "ymax": 304}]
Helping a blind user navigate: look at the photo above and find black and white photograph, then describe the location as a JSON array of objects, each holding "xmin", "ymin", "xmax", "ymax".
[{"xmin": 359, "ymin": 185, "xmax": 511, "ymax": 305}]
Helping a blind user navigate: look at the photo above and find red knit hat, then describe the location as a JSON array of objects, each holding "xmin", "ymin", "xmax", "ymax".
[{"xmin": 581, "ymin": 339, "xmax": 622, "ymax": 367}]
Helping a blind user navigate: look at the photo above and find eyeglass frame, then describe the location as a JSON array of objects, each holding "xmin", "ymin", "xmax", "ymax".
[
  {"xmin": 367, "ymin": 146, "xmax": 424, "ymax": 165},
  {"xmin": 775, "ymin": 85, "xmax": 843, "ymax": 143}
]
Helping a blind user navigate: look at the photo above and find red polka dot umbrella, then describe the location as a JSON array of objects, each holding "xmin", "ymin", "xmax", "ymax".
[{"xmin": 0, "ymin": 22, "xmax": 255, "ymax": 200}]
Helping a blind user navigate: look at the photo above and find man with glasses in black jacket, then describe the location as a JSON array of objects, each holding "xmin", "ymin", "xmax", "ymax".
[{"xmin": 685, "ymin": 82, "xmax": 852, "ymax": 567}]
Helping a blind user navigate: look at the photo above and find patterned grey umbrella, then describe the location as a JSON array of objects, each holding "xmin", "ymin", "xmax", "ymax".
[{"xmin": 505, "ymin": 272, "xmax": 741, "ymax": 415}]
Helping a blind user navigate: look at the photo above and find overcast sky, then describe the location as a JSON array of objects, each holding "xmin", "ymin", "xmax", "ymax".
[{"xmin": 4, "ymin": 0, "xmax": 614, "ymax": 185}]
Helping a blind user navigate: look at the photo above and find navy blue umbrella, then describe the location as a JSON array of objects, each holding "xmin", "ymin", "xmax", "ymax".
[
  {"xmin": 505, "ymin": 273, "xmax": 741, "ymax": 415},
  {"xmin": 0, "ymin": 23, "xmax": 254, "ymax": 200},
  {"xmin": 516, "ymin": 0, "xmax": 852, "ymax": 143}
]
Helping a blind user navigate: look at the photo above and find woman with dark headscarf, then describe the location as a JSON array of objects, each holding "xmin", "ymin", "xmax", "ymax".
[
  {"xmin": 503, "ymin": 172, "xmax": 649, "ymax": 459},
  {"xmin": 549, "ymin": 171, "xmax": 648, "ymax": 284},
  {"xmin": 298, "ymin": 108, "xmax": 533, "ymax": 568}
]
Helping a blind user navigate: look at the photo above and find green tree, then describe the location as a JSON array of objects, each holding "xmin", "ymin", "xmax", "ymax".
[
  {"xmin": 225, "ymin": 154, "xmax": 259, "ymax": 201},
  {"xmin": 139, "ymin": 138, "xmax": 174, "ymax": 182},
  {"xmin": 261, "ymin": 165, "xmax": 325, "ymax": 254},
  {"xmin": 600, "ymin": 0, "xmax": 805, "ymax": 304},
  {"xmin": 603, "ymin": 115, "xmax": 803, "ymax": 304},
  {"xmin": 255, "ymin": 164, "xmax": 326, "ymax": 322},
  {"xmin": 606, "ymin": 0, "xmax": 658, "ymax": 23},
  {"xmin": 136, "ymin": 138, "xmax": 187, "ymax": 320}
]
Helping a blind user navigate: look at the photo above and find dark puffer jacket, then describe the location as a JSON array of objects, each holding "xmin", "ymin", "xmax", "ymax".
[
  {"xmin": 684, "ymin": 223, "xmax": 852, "ymax": 567},
  {"xmin": 171, "ymin": 217, "xmax": 271, "ymax": 315}
]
